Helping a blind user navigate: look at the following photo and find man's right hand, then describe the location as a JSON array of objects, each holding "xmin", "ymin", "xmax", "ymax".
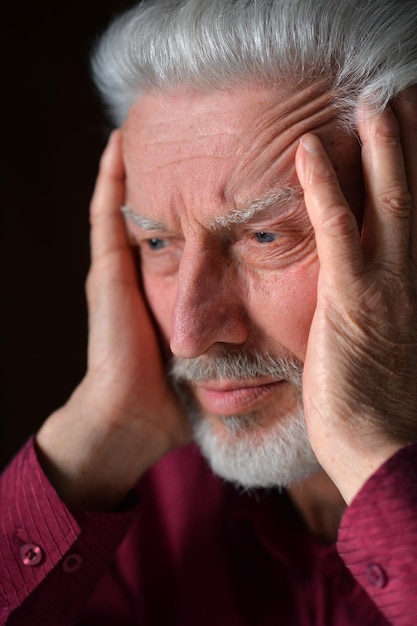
[{"xmin": 36, "ymin": 131, "xmax": 191, "ymax": 511}]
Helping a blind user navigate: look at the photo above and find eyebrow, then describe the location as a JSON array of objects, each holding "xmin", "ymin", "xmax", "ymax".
[
  {"xmin": 121, "ymin": 205, "xmax": 166, "ymax": 230},
  {"xmin": 121, "ymin": 185, "xmax": 303, "ymax": 231},
  {"xmin": 210, "ymin": 186, "xmax": 303, "ymax": 229}
]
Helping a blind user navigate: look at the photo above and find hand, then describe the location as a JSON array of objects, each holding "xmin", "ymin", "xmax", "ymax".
[
  {"xmin": 295, "ymin": 88, "xmax": 417, "ymax": 504},
  {"xmin": 36, "ymin": 131, "xmax": 191, "ymax": 510}
]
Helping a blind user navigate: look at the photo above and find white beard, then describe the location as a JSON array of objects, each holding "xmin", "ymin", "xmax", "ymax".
[
  {"xmin": 170, "ymin": 351, "xmax": 320, "ymax": 489},
  {"xmin": 189, "ymin": 406, "xmax": 319, "ymax": 489}
]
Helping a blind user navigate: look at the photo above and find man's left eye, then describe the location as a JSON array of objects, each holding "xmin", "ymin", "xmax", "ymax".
[
  {"xmin": 253, "ymin": 232, "xmax": 277, "ymax": 244},
  {"xmin": 147, "ymin": 238, "xmax": 168, "ymax": 251}
]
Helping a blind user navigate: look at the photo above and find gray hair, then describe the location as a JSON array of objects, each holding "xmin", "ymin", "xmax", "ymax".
[{"xmin": 92, "ymin": 0, "xmax": 417, "ymax": 126}]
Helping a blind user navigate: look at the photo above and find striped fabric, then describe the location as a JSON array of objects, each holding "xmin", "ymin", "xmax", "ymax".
[{"xmin": 1, "ymin": 439, "xmax": 416, "ymax": 625}]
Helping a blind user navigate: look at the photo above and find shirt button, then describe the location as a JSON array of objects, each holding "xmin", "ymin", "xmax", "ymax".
[
  {"xmin": 20, "ymin": 544, "xmax": 43, "ymax": 567},
  {"xmin": 366, "ymin": 563, "xmax": 387, "ymax": 588},
  {"xmin": 62, "ymin": 553, "xmax": 83, "ymax": 573}
]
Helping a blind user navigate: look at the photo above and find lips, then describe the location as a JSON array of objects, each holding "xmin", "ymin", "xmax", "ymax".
[{"xmin": 193, "ymin": 379, "xmax": 285, "ymax": 415}]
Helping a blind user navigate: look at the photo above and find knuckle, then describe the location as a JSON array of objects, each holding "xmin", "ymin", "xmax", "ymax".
[
  {"xmin": 320, "ymin": 208, "xmax": 358, "ymax": 238},
  {"xmin": 311, "ymin": 167, "xmax": 338, "ymax": 187},
  {"xmin": 379, "ymin": 187, "xmax": 412, "ymax": 217},
  {"xmin": 89, "ymin": 207, "xmax": 104, "ymax": 226},
  {"xmin": 374, "ymin": 112, "xmax": 400, "ymax": 143},
  {"xmin": 400, "ymin": 285, "xmax": 417, "ymax": 322},
  {"xmin": 89, "ymin": 207, "xmax": 98, "ymax": 224}
]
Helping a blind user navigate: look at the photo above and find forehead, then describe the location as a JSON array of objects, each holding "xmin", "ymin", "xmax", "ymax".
[{"xmin": 122, "ymin": 83, "xmax": 356, "ymax": 221}]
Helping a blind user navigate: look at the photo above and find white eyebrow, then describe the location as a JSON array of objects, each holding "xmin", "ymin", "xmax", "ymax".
[
  {"xmin": 210, "ymin": 186, "xmax": 304, "ymax": 229},
  {"xmin": 121, "ymin": 185, "xmax": 303, "ymax": 231},
  {"xmin": 121, "ymin": 205, "xmax": 166, "ymax": 230}
]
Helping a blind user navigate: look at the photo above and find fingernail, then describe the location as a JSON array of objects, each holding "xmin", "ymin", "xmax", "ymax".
[{"xmin": 300, "ymin": 134, "xmax": 321, "ymax": 154}]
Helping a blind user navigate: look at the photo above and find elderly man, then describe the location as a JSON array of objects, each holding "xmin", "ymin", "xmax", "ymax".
[{"xmin": 1, "ymin": 0, "xmax": 417, "ymax": 624}]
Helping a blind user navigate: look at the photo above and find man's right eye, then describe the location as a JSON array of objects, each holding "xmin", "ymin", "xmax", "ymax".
[{"xmin": 138, "ymin": 236, "xmax": 182, "ymax": 277}]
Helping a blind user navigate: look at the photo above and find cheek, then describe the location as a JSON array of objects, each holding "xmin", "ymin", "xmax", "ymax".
[
  {"xmin": 142, "ymin": 255, "xmax": 319, "ymax": 359},
  {"xmin": 246, "ymin": 258, "xmax": 319, "ymax": 359},
  {"xmin": 142, "ymin": 273, "xmax": 177, "ymax": 344}
]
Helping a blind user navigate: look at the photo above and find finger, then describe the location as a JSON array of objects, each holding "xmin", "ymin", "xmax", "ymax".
[
  {"xmin": 295, "ymin": 133, "xmax": 363, "ymax": 289},
  {"xmin": 357, "ymin": 103, "xmax": 412, "ymax": 268},
  {"xmin": 393, "ymin": 86, "xmax": 417, "ymax": 264},
  {"xmin": 90, "ymin": 130, "xmax": 133, "ymax": 268}
]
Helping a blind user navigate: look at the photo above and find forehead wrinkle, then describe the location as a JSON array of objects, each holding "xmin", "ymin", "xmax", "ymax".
[
  {"xmin": 209, "ymin": 186, "xmax": 303, "ymax": 229},
  {"xmin": 240, "ymin": 80, "xmax": 336, "ymax": 147},
  {"xmin": 230, "ymin": 88, "xmax": 338, "ymax": 189},
  {"xmin": 142, "ymin": 129, "xmax": 239, "ymax": 147},
  {"xmin": 139, "ymin": 130, "xmax": 240, "ymax": 167},
  {"xmin": 134, "ymin": 144, "xmax": 236, "ymax": 177}
]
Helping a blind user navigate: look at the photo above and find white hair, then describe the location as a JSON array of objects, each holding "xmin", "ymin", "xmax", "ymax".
[
  {"xmin": 92, "ymin": 0, "xmax": 417, "ymax": 126},
  {"xmin": 191, "ymin": 408, "xmax": 319, "ymax": 489}
]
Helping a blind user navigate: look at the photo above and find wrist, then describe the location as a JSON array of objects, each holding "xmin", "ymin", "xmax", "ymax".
[
  {"xmin": 35, "ymin": 387, "xmax": 175, "ymax": 511},
  {"xmin": 320, "ymin": 438, "xmax": 403, "ymax": 504}
]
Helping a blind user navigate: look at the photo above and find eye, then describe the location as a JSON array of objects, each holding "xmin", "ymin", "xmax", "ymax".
[
  {"xmin": 146, "ymin": 237, "xmax": 168, "ymax": 251},
  {"xmin": 139, "ymin": 235, "xmax": 182, "ymax": 277},
  {"xmin": 253, "ymin": 232, "xmax": 277, "ymax": 244}
]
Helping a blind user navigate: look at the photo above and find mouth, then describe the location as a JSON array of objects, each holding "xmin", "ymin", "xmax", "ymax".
[{"xmin": 193, "ymin": 379, "xmax": 286, "ymax": 415}]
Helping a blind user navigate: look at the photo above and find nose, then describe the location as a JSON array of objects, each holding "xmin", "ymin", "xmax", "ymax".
[{"xmin": 169, "ymin": 248, "xmax": 249, "ymax": 358}]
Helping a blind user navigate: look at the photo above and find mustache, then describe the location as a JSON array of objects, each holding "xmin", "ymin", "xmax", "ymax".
[{"xmin": 169, "ymin": 351, "xmax": 303, "ymax": 390}]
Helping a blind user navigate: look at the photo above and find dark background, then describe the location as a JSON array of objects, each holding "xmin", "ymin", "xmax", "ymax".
[{"xmin": 1, "ymin": 1, "xmax": 137, "ymax": 468}]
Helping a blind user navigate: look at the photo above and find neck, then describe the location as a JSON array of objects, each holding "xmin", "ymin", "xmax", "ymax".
[{"xmin": 288, "ymin": 470, "xmax": 346, "ymax": 544}]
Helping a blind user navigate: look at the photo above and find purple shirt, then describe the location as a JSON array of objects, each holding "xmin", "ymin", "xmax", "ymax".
[{"xmin": 1, "ymin": 440, "xmax": 417, "ymax": 625}]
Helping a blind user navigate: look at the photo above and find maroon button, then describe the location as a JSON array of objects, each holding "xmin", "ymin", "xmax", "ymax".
[
  {"xmin": 366, "ymin": 563, "xmax": 387, "ymax": 588},
  {"xmin": 20, "ymin": 544, "xmax": 43, "ymax": 567},
  {"xmin": 62, "ymin": 553, "xmax": 83, "ymax": 573}
]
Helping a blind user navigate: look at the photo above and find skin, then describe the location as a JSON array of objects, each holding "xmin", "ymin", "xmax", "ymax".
[
  {"xmin": 122, "ymin": 85, "xmax": 362, "ymax": 444},
  {"xmin": 36, "ymin": 83, "xmax": 417, "ymax": 528}
]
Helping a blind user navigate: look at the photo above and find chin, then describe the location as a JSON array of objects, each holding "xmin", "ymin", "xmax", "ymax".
[{"xmin": 190, "ymin": 407, "xmax": 320, "ymax": 490}]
